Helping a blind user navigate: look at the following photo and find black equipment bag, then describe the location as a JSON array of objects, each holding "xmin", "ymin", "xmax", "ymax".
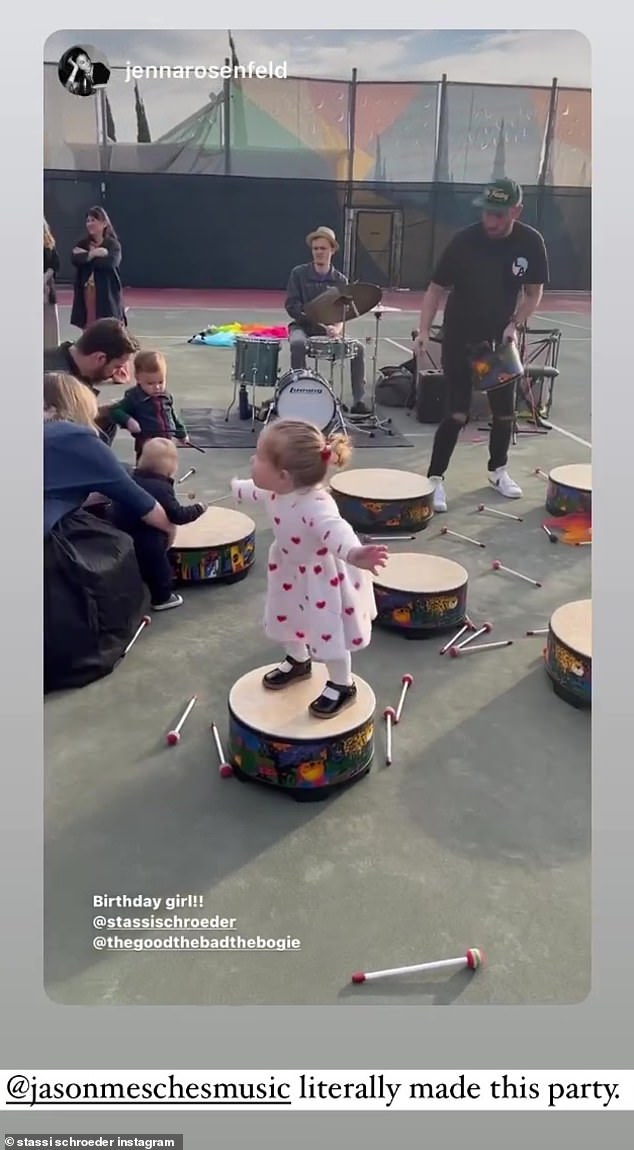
[{"xmin": 44, "ymin": 509, "xmax": 149, "ymax": 694}]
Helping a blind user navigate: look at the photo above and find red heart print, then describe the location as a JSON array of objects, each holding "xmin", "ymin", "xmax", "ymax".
[
  {"xmin": 302, "ymin": 517, "xmax": 307, "ymax": 525},
  {"xmin": 291, "ymin": 537, "xmax": 301, "ymax": 545},
  {"xmin": 283, "ymin": 583, "xmax": 293, "ymax": 591},
  {"xmin": 338, "ymin": 573, "xmax": 345, "ymax": 583},
  {"xmin": 354, "ymin": 582, "xmax": 360, "ymax": 589},
  {"xmin": 321, "ymin": 634, "xmax": 332, "ymax": 642},
  {"xmin": 314, "ymin": 565, "xmax": 322, "ymax": 574},
  {"xmin": 323, "ymin": 531, "xmax": 330, "ymax": 540},
  {"xmin": 253, "ymin": 491, "xmax": 258, "ymax": 500},
  {"xmin": 295, "ymin": 631, "xmax": 305, "ymax": 639},
  {"xmin": 274, "ymin": 516, "xmax": 281, "ymax": 525},
  {"xmin": 270, "ymin": 494, "xmax": 276, "ymax": 501},
  {"xmin": 316, "ymin": 601, "xmax": 326, "ymax": 609},
  {"xmin": 299, "ymin": 565, "xmax": 306, "ymax": 574},
  {"xmin": 330, "ymin": 577, "xmax": 339, "ymax": 587},
  {"xmin": 345, "ymin": 607, "xmax": 354, "ymax": 615},
  {"xmin": 268, "ymin": 563, "xmax": 278, "ymax": 571},
  {"xmin": 316, "ymin": 547, "xmax": 328, "ymax": 556},
  {"xmin": 352, "ymin": 637, "xmax": 363, "ymax": 646},
  {"xmin": 282, "ymin": 548, "xmax": 288, "ymax": 555},
  {"xmin": 277, "ymin": 615, "xmax": 287, "ymax": 622}
]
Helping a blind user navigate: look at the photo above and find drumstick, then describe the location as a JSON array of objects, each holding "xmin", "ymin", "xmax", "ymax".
[
  {"xmin": 492, "ymin": 560, "xmax": 542, "ymax": 587},
  {"xmin": 440, "ymin": 527, "xmax": 485, "ymax": 548},
  {"xmin": 526, "ymin": 628, "xmax": 548, "ymax": 636},
  {"xmin": 211, "ymin": 723, "xmax": 233, "ymax": 778},
  {"xmin": 477, "ymin": 504, "xmax": 523, "ymax": 522},
  {"xmin": 121, "ymin": 615, "xmax": 151, "ymax": 657},
  {"xmin": 394, "ymin": 674, "xmax": 413, "ymax": 724},
  {"xmin": 177, "ymin": 468, "xmax": 196, "ymax": 484},
  {"xmin": 383, "ymin": 707, "xmax": 395, "ymax": 765},
  {"xmin": 533, "ymin": 468, "xmax": 549, "ymax": 480},
  {"xmin": 542, "ymin": 524, "xmax": 558, "ymax": 543},
  {"xmin": 351, "ymin": 947, "xmax": 485, "ymax": 984},
  {"xmin": 166, "ymin": 695, "xmax": 197, "ymax": 746},
  {"xmin": 188, "ymin": 443, "xmax": 206, "ymax": 454},
  {"xmin": 454, "ymin": 622, "xmax": 492, "ymax": 649},
  {"xmin": 449, "ymin": 640, "xmax": 513, "ymax": 658},
  {"xmin": 439, "ymin": 619, "xmax": 474, "ymax": 655},
  {"xmin": 362, "ymin": 534, "xmax": 415, "ymax": 542}
]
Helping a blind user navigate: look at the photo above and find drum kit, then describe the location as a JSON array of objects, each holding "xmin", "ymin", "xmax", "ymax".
[{"xmin": 224, "ymin": 282, "xmax": 401, "ymax": 437}]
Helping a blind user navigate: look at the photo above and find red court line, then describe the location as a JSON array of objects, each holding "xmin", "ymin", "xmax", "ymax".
[{"xmin": 55, "ymin": 287, "xmax": 591, "ymax": 315}]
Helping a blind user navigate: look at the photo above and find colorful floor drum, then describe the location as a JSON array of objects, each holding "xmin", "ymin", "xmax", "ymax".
[
  {"xmin": 373, "ymin": 553, "xmax": 468, "ymax": 638},
  {"xmin": 545, "ymin": 598, "xmax": 592, "ymax": 708},
  {"xmin": 546, "ymin": 463, "xmax": 592, "ymax": 519},
  {"xmin": 169, "ymin": 507, "xmax": 255, "ymax": 584},
  {"xmin": 329, "ymin": 468, "xmax": 434, "ymax": 534}
]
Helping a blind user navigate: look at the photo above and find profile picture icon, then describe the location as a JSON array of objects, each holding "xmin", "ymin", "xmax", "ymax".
[{"xmin": 57, "ymin": 45, "xmax": 111, "ymax": 97}]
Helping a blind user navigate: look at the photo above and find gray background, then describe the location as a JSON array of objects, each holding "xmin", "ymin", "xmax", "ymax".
[{"xmin": 2, "ymin": 1, "xmax": 632, "ymax": 1146}]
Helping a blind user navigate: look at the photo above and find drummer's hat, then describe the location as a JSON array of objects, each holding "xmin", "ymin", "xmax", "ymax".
[
  {"xmin": 473, "ymin": 177, "xmax": 523, "ymax": 212},
  {"xmin": 306, "ymin": 226, "xmax": 339, "ymax": 251}
]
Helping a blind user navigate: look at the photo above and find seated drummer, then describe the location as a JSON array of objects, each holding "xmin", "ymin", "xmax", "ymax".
[
  {"xmin": 284, "ymin": 226, "xmax": 369, "ymax": 414},
  {"xmin": 44, "ymin": 318, "xmax": 139, "ymax": 446},
  {"xmin": 110, "ymin": 438, "xmax": 206, "ymax": 612}
]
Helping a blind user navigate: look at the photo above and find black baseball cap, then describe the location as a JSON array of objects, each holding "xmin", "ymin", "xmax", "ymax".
[{"xmin": 473, "ymin": 178, "xmax": 523, "ymax": 212}]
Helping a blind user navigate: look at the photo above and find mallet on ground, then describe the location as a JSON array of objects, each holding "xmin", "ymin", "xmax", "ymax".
[
  {"xmin": 440, "ymin": 527, "xmax": 485, "ymax": 548},
  {"xmin": 394, "ymin": 674, "xmax": 414, "ymax": 723},
  {"xmin": 454, "ymin": 622, "xmax": 492, "ymax": 649},
  {"xmin": 351, "ymin": 947, "xmax": 485, "ymax": 984},
  {"xmin": 526, "ymin": 628, "xmax": 548, "ymax": 636},
  {"xmin": 450, "ymin": 640, "xmax": 513, "ymax": 658},
  {"xmin": 122, "ymin": 615, "xmax": 151, "ymax": 657},
  {"xmin": 383, "ymin": 706, "xmax": 395, "ymax": 765},
  {"xmin": 477, "ymin": 504, "xmax": 523, "ymax": 522},
  {"xmin": 542, "ymin": 524, "xmax": 558, "ymax": 543},
  {"xmin": 362, "ymin": 534, "xmax": 415, "ymax": 542},
  {"xmin": 533, "ymin": 468, "xmax": 549, "ymax": 480},
  {"xmin": 177, "ymin": 468, "xmax": 196, "ymax": 484},
  {"xmin": 211, "ymin": 723, "xmax": 233, "ymax": 778},
  {"xmin": 492, "ymin": 560, "xmax": 541, "ymax": 587},
  {"xmin": 439, "ymin": 618, "xmax": 475, "ymax": 654},
  {"xmin": 166, "ymin": 695, "xmax": 197, "ymax": 745}
]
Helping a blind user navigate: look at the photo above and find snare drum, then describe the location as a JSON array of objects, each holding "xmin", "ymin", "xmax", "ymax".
[
  {"xmin": 307, "ymin": 336, "xmax": 358, "ymax": 362},
  {"xmin": 274, "ymin": 369, "xmax": 338, "ymax": 432},
  {"xmin": 169, "ymin": 507, "xmax": 256, "ymax": 584},
  {"xmin": 373, "ymin": 553, "xmax": 468, "ymax": 637},
  {"xmin": 544, "ymin": 599, "xmax": 591, "ymax": 708},
  {"xmin": 329, "ymin": 468, "xmax": 435, "ymax": 534},
  {"xmin": 233, "ymin": 336, "xmax": 280, "ymax": 386}
]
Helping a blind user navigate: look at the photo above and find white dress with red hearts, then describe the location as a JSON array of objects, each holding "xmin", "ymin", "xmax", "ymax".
[{"xmin": 231, "ymin": 479, "xmax": 376, "ymax": 661}]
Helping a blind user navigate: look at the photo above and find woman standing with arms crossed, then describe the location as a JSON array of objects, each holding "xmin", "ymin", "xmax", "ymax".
[
  {"xmin": 43, "ymin": 218, "xmax": 60, "ymax": 348},
  {"xmin": 70, "ymin": 205, "xmax": 126, "ymax": 331}
]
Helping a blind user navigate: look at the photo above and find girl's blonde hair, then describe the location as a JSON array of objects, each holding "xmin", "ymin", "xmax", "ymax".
[
  {"xmin": 43, "ymin": 373, "xmax": 98, "ymax": 429},
  {"xmin": 260, "ymin": 419, "xmax": 352, "ymax": 488},
  {"xmin": 43, "ymin": 218, "xmax": 55, "ymax": 249},
  {"xmin": 138, "ymin": 437, "xmax": 178, "ymax": 476}
]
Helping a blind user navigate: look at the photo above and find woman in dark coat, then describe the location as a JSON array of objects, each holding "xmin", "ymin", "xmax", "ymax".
[
  {"xmin": 43, "ymin": 217, "xmax": 61, "ymax": 348},
  {"xmin": 70, "ymin": 206, "xmax": 126, "ymax": 331}
]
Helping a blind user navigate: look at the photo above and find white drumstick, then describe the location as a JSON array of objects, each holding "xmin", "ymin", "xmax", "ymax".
[
  {"xmin": 492, "ymin": 560, "xmax": 541, "ymax": 587},
  {"xmin": 351, "ymin": 947, "xmax": 485, "ymax": 983},
  {"xmin": 449, "ymin": 640, "xmax": 513, "ymax": 657},
  {"xmin": 383, "ymin": 707, "xmax": 395, "ymax": 765}
]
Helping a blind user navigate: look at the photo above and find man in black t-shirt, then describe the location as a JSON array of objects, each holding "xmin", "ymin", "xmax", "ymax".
[{"xmin": 415, "ymin": 178, "xmax": 549, "ymax": 511}]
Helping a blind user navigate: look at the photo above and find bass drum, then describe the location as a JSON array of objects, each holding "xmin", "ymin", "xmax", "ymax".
[{"xmin": 273, "ymin": 369, "xmax": 338, "ymax": 432}]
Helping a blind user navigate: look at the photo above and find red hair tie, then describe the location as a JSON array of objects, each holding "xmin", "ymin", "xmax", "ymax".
[{"xmin": 320, "ymin": 445, "xmax": 332, "ymax": 461}]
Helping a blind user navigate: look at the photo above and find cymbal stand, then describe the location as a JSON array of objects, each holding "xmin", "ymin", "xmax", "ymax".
[
  {"xmin": 336, "ymin": 300, "xmax": 374, "ymax": 438},
  {"xmin": 347, "ymin": 307, "xmax": 393, "ymax": 435}
]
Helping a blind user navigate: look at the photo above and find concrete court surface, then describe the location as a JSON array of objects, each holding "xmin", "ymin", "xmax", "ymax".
[{"xmin": 43, "ymin": 295, "xmax": 591, "ymax": 1006}]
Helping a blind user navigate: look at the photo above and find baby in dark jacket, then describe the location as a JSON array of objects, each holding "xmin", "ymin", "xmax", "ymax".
[
  {"xmin": 111, "ymin": 437, "xmax": 206, "ymax": 611},
  {"xmin": 111, "ymin": 349, "xmax": 190, "ymax": 460}
]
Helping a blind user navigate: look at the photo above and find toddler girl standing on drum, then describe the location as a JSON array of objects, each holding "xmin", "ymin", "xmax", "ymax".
[{"xmin": 231, "ymin": 419, "xmax": 388, "ymax": 719}]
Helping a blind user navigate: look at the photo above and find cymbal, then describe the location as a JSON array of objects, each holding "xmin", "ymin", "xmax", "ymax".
[
  {"xmin": 305, "ymin": 282, "xmax": 383, "ymax": 326},
  {"xmin": 371, "ymin": 304, "xmax": 401, "ymax": 313}
]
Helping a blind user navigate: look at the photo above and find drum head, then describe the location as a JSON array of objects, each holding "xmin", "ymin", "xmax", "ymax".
[
  {"xmin": 373, "ymin": 552, "xmax": 468, "ymax": 592},
  {"xmin": 330, "ymin": 468, "xmax": 434, "ymax": 500},
  {"xmin": 276, "ymin": 370, "xmax": 337, "ymax": 430},
  {"xmin": 172, "ymin": 506, "xmax": 255, "ymax": 550},
  {"xmin": 548, "ymin": 464, "xmax": 592, "ymax": 493},
  {"xmin": 550, "ymin": 599, "xmax": 592, "ymax": 659}
]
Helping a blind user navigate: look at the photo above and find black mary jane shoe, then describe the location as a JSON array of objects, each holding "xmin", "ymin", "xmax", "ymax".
[
  {"xmin": 263, "ymin": 656, "xmax": 312, "ymax": 690},
  {"xmin": 309, "ymin": 680, "xmax": 357, "ymax": 719}
]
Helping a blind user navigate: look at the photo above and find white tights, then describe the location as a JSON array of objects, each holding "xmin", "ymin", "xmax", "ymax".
[{"xmin": 282, "ymin": 642, "xmax": 352, "ymax": 687}]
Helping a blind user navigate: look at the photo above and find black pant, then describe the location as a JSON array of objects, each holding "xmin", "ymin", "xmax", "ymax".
[
  {"xmin": 427, "ymin": 341, "xmax": 515, "ymax": 478},
  {"xmin": 133, "ymin": 529, "xmax": 174, "ymax": 605}
]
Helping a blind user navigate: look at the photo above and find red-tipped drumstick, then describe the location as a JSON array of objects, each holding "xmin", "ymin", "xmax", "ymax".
[
  {"xmin": 122, "ymin": 615, "xmax": 151, "ymax": 657},
  {"xmin": 383, "ymin": 706, "xmax": 396, "ymax": 765},
  {"xmin": 533, "ymin": 468, "xmax": 549, "ymax": 480},
  {"xmin": 394, "ymin": 674, "xmax": 414, "ymax": 723},
  {"xmin": 449, "ymin": 640, "xmax": 513, "ymax": 657},
  {"xmin": 492, "ymin": 559, "xmax": 541, "ymax": 587},
  {"xmin": 439, "ymin": 618, "xmax": 474, "ymax": 655},
  {"xmin": 211, "ymin": 723, "xmax": 233, "ymax": 778},
  {"xmin": 166, "ymin": 695, "xmax": 197, "ymax": 746},
  {"xmin": 526, "ymin": 628, "xmax": 548, "ymax": 636},
  {"xmin": 454, "ymin": 622, "xmax": 492, "ymax": 650},
  {"xmin": 177, "ymin": 468, "xmax": 196, "ymax": 484},
  {"xmin": 351, "ymin": 947, "xmax": 486, "ymax": 984},
  {"xmin": 477, "ymin": 504, "xmax": 523, "ymax": 522},
  {"xmin": 440, "ymin": 527, "xmax": 485, "ymax": 548}
]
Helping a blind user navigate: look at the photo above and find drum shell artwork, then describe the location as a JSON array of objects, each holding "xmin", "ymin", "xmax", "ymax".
[
  {"xmin": 545, "ymin": 464, "xmax": 592, "ymax": 519},
  {"xmin": 307, "ymin": 336, "xmax": 358, "ymax": 361},
  {"xmin": 274, "ymin": 369, "xmax": 338, "ymax": 432},
  {"xmin": 330, "ymin": 469, "xmax": 435, "ymax": 534},
  {"xmin": 233, "ymin": 336, "xmax": 280, "ymax": 385},
  {"xmin": 544, "ymin": 599, "xmax": 592, "ymax": 708},
  {"xmin": 227, "ymin": 666, "xmax": 375, "ymax": 799},
  {"xmin": 169, "ymin": 508, "xmax": 256, "ymax": 585},
  {"xmin": 373, "ymin": 554, "xmax": 468, "ymax": 637}
]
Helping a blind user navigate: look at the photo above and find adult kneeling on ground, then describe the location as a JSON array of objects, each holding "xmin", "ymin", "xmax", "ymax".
[
  {"xmin": 44, "ymin": 318, "xmax": 139, "ymax": 445},
  {"xmin": 43, "ymin": 373, "xmax": 173, "ymax": 693}
]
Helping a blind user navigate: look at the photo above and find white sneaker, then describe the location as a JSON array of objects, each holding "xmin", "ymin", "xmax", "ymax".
[
  {"xmin": 488, "ymin": 468, "xmax": 522, "ymax": 499},
  {"xmin": 429, "ymin": 476, "xmax": 448, "ymax": 512}
]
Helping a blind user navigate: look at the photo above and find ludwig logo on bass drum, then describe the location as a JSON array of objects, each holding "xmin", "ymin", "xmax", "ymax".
[{"xmin": 289, "ymin": 386, "xmax": 323, "ymax": 395}]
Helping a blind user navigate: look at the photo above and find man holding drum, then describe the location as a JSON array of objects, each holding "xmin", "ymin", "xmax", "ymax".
[
  {"xmin": 284, "ymin": 226, "xmax": 369, "ymax": 414},
  {"xmin": 415, "ymin": 178, "xmax": 549, "ymax": 511}
]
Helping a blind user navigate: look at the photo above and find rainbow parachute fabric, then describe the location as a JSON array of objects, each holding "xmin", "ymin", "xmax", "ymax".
[{"xmin": 188, "ymin": 322, "xmax": 288, "ymax": 347}]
